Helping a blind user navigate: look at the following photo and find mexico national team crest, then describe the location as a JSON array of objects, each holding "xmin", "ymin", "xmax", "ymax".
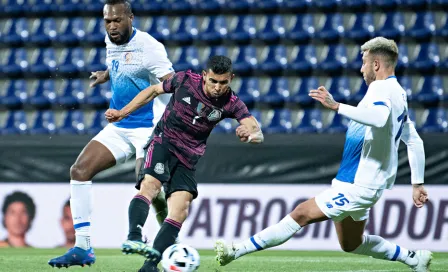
[
  {"xmin": 207, "ymin": 109, "xmax": 222, "ymax": 121},
  {"xmin": 154, "ymin": 163, "xmax": 164, "ymax": 174}
]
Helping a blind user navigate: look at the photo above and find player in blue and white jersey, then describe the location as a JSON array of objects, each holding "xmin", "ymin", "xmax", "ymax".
[
  {"xmin": 49, "ymin": 0, "xmax": 174, "ymax": 268},
  {"xmin": 215, "ymin": 37, "xmax": 432, "ymax": 272}
]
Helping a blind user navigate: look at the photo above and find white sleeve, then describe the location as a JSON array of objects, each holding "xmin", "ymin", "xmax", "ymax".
[
  {"xmin": 338, "ymin": 103, "xmax": 391, "ymax": 128},
  {"xmin": 400, "ymin": 117, "xmax": 425, "ymax": 184},
  {"xmin": 143, "ymin": 37, "xmax": 174, "ymax": 79}
]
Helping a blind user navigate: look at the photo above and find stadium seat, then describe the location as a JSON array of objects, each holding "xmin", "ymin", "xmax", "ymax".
[
  {"xmin": 290, "ymin": 77, "xmax": 319, "ymax": 106},
  {"xmin": 29, "ymin": 18, "xmax": 57, "ymax": 46},
  {"xmin": 349, "ymin": 80, "xmax": 368, "ymax": 104},
  {"xmin": 419, "ymin": 108, "xmax": 448, "ymax": 133},
  {"xmin": 409, "ymin": 43, "xmax": 440, "ymax": 73},
  {"xmin": 348, "ymin": 48, "xmax": 363, "ymax": 72},
  {"xmin": 86, "ymin": 110, "xmax": 108, "ymax": 135},
  {"xmin": 0, "ymin": 80, "xmax": 28, "ymax": 109},
  {"xmin": 265, "ymin": 109, "xmax": 293, "ymax": 133},
  {"xmin": 2, "ymin": 49, "xmax": 29, "ymax": 78},
  {"xmin": 83, "ymin": 0, "xmax": 104, "ymax": 16},
  {"xmin": 294, "ymin": 109, "xmax": 323, "ymax": 133},
  {"xmin": 29, "ymin": 48, "xmax": 57, "ymax": 78},
  {"xmin": 221, "ymin": 0, "xmax": 250, "ymax": 13},
  {"xmin": 286, "ymin": 14, "xmax": 315, "ymax": 44},
  {"xmin": 198, "ymin": 16, "xmax": 228, "ymax": 45},
  {"xmin": 58, "ymin": 0, "xmax": 81, "ymax": 16},
  {"xmin": 396, "ymin": 44, "xmax": 410, "ymax": 74},
  {"xmin": 280, "ymin": 0, "xmax": 311, "ymax": 12},
  {"xmin": 376, "ymin": 12, "xmax": 405, "ymax": 40},
  {"xmin": 229, "ymin": 15, "xmax": 257, "ymax": 44},
  {"xmin": 415, "ymin": 76, "xmax": 444, "ymax": 105},
  {"xmin": 2, "ymin": 18, "xmax": 29, "ymax": 47},
  {"xmin": 406, "ymin": 12, "xmax": 436, "ymax": 41},
  {"xmin": 288, "ymin": 45, "xmax": 317, "ymax": 75},
  {"xmin": 132, "ymin": 0, "xmax": 164, "ymax": 14},
  {"xmin": 28, "ymin": 0, "xmax": 57, "ymax": 17},
  {"xmin": 433, "ymin": 0, "xmax": 448, "ymax": 9},
  {"xmin": 314, "ymin": 0, "xmax": 340, "ymax": 12},
  {"xmin": 58, "ymin": 48, "xmax": 85, "ymax": 77},
  {"xmin": 1, "ymin": 111, "xmax": 28, "ymax": 135},
  {"xmin": 58, "ymin": 110, "xmax": 85, "ymax": 135},
  {"xmin": 85, "ymin": 18, "xmax": 106, "ymax": 46},
  {"xmin": 328, "ymin": 77, "xmax": 351, "ymax": 104},
  {"xmin": 315, "ymin": 14, "xmax": 344, "ymax": 43},
  {"xmin": 259, "ymin": 45, "xmax": 288, "ymax": 75},
  {"xmin": 318, "ymin": 44, "xmax": 348, "ymax": 75},
  {"xmin": 339, "ymin": 0, "xmax": 371, "ymax": 11},
  {"xmin": 147, "ymin": 16, "xmax": 170, "ymax": 43},
  {"xmin": 86, "ymin": 82, "xmax": 111, "ymax": 109},
  {"xmin": 85, "ymin": 48, "xmax": 107, "ymax": 73},
  {"xmin": 167, "ymin": 0, "xmax": 192, "ymax": 15},
  {"xmin": 401, "ymin": 0, "xmax": 430, "ymax": 10},
  {"xmin": 436, "ymin": 15, "xmax": 448, "ymax": 38},
  {"xmin": 257, "ymin": 15, "xmax": 286, "ymax": 44},
  {"xmin": 260, "ymin": 77, "xmax": 290, "ymax": 105},
  {"xmin": 29, "ymin": 110, "xmax": 57, "ymax": 135},
  {"xmin": 324, "ymin": 112, "xmax": 350, "ymax": 134},
  {"xmin": 370, "ymin": 0, "xmax": 400, "ymax": 11},
  {"xmin": 171, "ymin": 16, "xmax": 199, "ymax": 45},
  {"xmin": 202, "ymin": 46, "xmax": 228, "ymax": 70},
  {"xmin": 173, "ymin": 47, "xmax": 200, "ymax": 72},
  {"xmin": 213, "ymin": 118, "xmax": 236, "ymax": 134},
  {"xmin": 0, "ymin": 0, "xmax": 27, "ymax": 17},
  {"xmin": 252, "ymin": 0, "xmax": 281, "ymax": 13},
  {"xmin": 233, "ymin": 46, "xmax": 258, "ymax": 76},
  {"xmin": 237, "ymin": 77, "xmax": 260, "ymax": 105},
  {"xmin": 29, "ymin": 80, "xmax": 57, "ymax": 109},
  {"xmin": 346, "ymin": 13, "xmax": 375, "ymax": 43},
  {"xmin": 398, "ymin": 76, "xmax": 414, "ymax": 101},
  {"xmin": 194, "ymin": 0, "xmax": 223, "ymax": 14},
  {"xmin": 57, "ymin": 80, "xmax": 86, "ymax": 109},
  {"xmin": 57, "ymin": 18, "xmax": 85, "ymax": 46}
]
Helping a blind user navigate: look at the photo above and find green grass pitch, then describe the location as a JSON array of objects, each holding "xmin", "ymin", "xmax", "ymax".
[{"xmin": 0, "ymin": 248, "xmax": 446, "ymax": 271}]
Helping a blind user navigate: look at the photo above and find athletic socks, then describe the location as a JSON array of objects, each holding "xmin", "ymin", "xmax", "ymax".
[
  {"xmin": 127, "ymin": 195, "xmax": 151, "ymax": 241},
  {"xmin": 70, "ymin": 180, "xmax": 93, "ymax": 250},
  {"xmin": 152, "ymin": 218, "xmax": 182, "ymax": 258}
]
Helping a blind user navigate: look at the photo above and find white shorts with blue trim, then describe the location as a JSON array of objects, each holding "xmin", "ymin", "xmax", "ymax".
[{"xmin": 315, "ymin": 179, "xmax": 383, "ymax": 222}]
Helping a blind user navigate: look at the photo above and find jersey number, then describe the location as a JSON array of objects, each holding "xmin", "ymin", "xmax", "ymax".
[
  {"xmin": 112, "ymin": 60, "xmax": 119, "ymax": 72},
  {"xmin": 395, "ymin": 109, "xmax": 407, "ymax": 143},
  {"xmin": 332, "ymin": 193, "xmax": 349, "ymax": 206}
]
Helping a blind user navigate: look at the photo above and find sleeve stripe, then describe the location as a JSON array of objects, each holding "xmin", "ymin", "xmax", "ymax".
[{"xmin": 373, "ymin": 101, "xmax": 389, "ymax": 108}]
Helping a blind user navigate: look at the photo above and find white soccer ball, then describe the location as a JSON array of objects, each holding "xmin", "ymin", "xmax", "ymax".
[{"xmin": 161, "ymin": 244, "xmax": 200, "ymax": 272}]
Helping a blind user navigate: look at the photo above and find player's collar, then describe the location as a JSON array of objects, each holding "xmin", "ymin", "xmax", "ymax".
[
  {"xmin": 386, "ymin": 75, "xmax": 397, "ymax": 80},
  {"xmin": 128, "ymin": 27, "xmax": 137, "ymax": 43}
]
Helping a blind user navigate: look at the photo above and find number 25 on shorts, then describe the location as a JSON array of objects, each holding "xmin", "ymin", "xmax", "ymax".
[{"xmin": 332, "ymin": 193, "xmax": 350, "ymax": 206}]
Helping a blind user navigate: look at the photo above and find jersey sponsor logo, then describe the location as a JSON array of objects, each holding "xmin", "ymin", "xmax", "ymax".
[
  {"xmin": 182, "ymin": 97, "xmax": 191, "ymax": 104},
  {"xmin": 207, "ymin": 109, "xmax": 222, "ymax": 121},
  {"xmin": 154, "ymin": 163, "xmax": 164, "ymax": 174},
  {"xmin": 124, "ymin": 52, "xmax": 132, "ymax": 64}
]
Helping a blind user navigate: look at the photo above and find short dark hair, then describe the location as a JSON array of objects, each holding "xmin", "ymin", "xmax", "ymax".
[
  {"xmin": 2, "ymin": 191, "xmax": 36, "ymax": 229},
  {"xmin": 206, "ymin": 55, "xmax": 233, "ymax": 75},
  {"xmin": 104, "ymin": 0, "xmax": 132, "ymax": 15}
]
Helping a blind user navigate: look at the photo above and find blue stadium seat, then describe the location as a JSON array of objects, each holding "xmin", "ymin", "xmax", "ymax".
[
  {"xmin": 288, "ymin": 45, "xmax": 317, "ymax": 74},
  {"xmin": 133, "ymin": 0, "xmax": 164, "ymax": 14},
  {"xmin": 259, "ymin": 45, "xmax": 288, "ymax": 75},
  {"xmin": 260, "ymin": 77, "xmax": 290, "ymax": 105},
  {"xmin": 291, "ymin": 77, "xmax": 318, "ymax": 106},
  {"xmin": 29, "ymin": 48, "xmax": 57, "ymax": 78},
  {"xmin": 57, "ymin": 80, "xmax": 86, "ymax": 109},
  {"xmin": 349, "ymin": 81, "xmax": 368, "ymax": 104},
  {"xmin": 407, "ymin": 12, "xmax": 436, "ymax": 41},
  {"xmin": 315, "ymin": 14, "xmax": 344, "ymax": 43},
  {"xmin": 441, "ymin": 56, "xmax": 448, "ymax": 73},
  {"xmin": 57, "ymin": 18, "xmax": 85, "ymax": 46},
  {"xmin": 348, "ymin": 49, "xmax": 363, "ymax": 72},
  {"xmin": 0, "ymin": 80, "xmax": 28, "ymax": 109},
  {"xmin": 173, "ymin": 47, "xmax": 200, "ymax": 72},
  {"xmin": 87, "ymin": 110, "xmax": 109, "ymax": 135},
  {"xmin": 436, "ymin": 15, "xmax": 448, "ymax": 38},
  {"xmin": 229, "ymin": 15, "xmax": 257, "ymax": 44},
  {"xmin": 58, "ymin": 48, "xmax": 85, "ymax": 77},
  {"xmin": 324, "ymin": 113, "xmax": 350, "ymax": 134},
  {"xmin": 194, "ymin": 0, "xmax": 223, "ymax": 14},
  {"xmin": 252, "ymin": 0, "xmax": 281, "ymax": 13},
  {"xmin": 329, "ymin": 77, "xmax": 351, "ymax": 104},
  {"xmin": 318, "ymin": 45, "xmax": 348, "ymax": 75},
  {"xmin": 168, "ymin": 0, "xmax": 192, "ymax": 14},
  {"xmin": 2, "ymin": 18, "xmax": 29, "ymax": 47},
  {"xmin": 433, "ymin": 0, "xmax": 448, "ymax": 8},
  {"xmin": 0, "ymin": 0, "xmax": 27, "ymax": 17},
  {"xmin": 265, "ymin": 109, "xmax": 293, "ymax": 133},
  {"xmin": 339, "ymin": 0, "xmax": 371, "ymax": 11},
  {"xmin": 409, "ymin": 43, "xmax": 440, "ymax": 73},
  {"xmin": 202, "ymin": 46, "xmax": 228, "ymax": 70},
  {"xmin": 294, "ymin": 109, "xmax": 323, "ymax": 133},
  {"xmin": 346, "ymin": 13, "xmax": 375, "ymax": 43},
  {"xmin": 213, "ymin": 118, "xmax": 236, "ymax": 134},
  {"xmin": 171, "ymin": 16, "xmax": 199, "ymax": 45},
  {"xmin": 85, "ymin": 48, "xmax": 107, "ymax": 73},
  {"xmin": 281, "ymin": 0, "xmax": 311, "ymax": 12},
  {"xmin": 58, "ymin": 0, "xmax": 80, "ymax": 16},
  {"xmin": 29, "ymin": 80, "xmax": 57, "ymax": 109},
  {"xmin": 1, "ymin": 111, "xmax": 28, "ymax": 135},
  {"xmin": 233, "ymin": 46, "xmax": 258, "ymax": 76},
  {"xmin": 415, "ymin": 76, "xmax": 444, "ymax": 104},
  {"xmin": 221, "ymin": 0, "xmax": 250, "ymax": 13},
  {"xmin": 237, "ymin": 77, "xmax": 260, "ymax": 105},
  {"xmin": 257, "ymin": 15, "xmax": 286, "ymax": 44},
  {"xmin": 396, "ymin": 44, "xmax": 409, "ymax": 74},
  {"xmin": 29, "ymin": 18, "xmax": 57, "ymax": 46},
  {"xmin": 199, "ymin": 16, "xmax": 228, "ymax": 45},
  {"xmin": 29, "ymin": 110, "xmax": 56, "ymax": 135},
  {"xmin": 376, "ymin": 12, "xmax": 405, "ymax": 40},
  {"xmin": 2, "ymin": 49, "xmax": 29, "ymax": 78},
  {"xmin": 286, "ymin": 14, "xmax": 315, "ymax": 44},
  {"xmin": 85, "ymin": 18, "xmax": 106, "ymax": 46},
  {"xmin": 370, "ymin": 0, "xmax": 400, "ymax": 10},
  {"xmin": 401, "ymin": 0, "xmax": 430, "ymax": 10},
  {"xmin": 147, "ymin": 16, "xmax": 170, "ymax": 43},
  {"xmin": 58, "ymin": 110, "xmax": 85, "ymax": 135},
  {"xmin": 314, "ymin": 0, "xmax": 340, "ymax": 12},
  {"xmin": 83, "ymin": 0, "xmax": 104, "ymax": 15},
  {"xmin": 86, "ymin": 82, "xmax": 111, "ymax": 108},
  {"xmin": 398, "ymin": 76, "xmax": 414, "ymax": 101},
  {"xmin": 29, "ymin": 0, "xmax": 57, "ymax": 17},
  {"xmin": 419, "ymin": 108, "xmax": 448, "ymax": 133}
]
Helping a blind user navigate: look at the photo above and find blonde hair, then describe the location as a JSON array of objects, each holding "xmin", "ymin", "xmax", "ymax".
[{"xmin": 361, "ymin": 37, "xmax": 399, "ymax": 68}]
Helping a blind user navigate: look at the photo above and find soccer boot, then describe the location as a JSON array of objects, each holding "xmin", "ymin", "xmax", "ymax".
[
  {"xmin": 138, "ymin": 254, "xmax": 162, "ymax": 272},
  {"xmin": 410, "ymin": 250, "xmax": 433, "ymax": 272},
  {"xmin": 122, "ymin": 240, "xmax": 161, "ymax": 259},
  {"xmin": 214, "ymin": 239, "xmax": 236, "ymax": 266},
  {"xmin": 48, "ymin": 247, "xmax": 96, "ymax": 268}
]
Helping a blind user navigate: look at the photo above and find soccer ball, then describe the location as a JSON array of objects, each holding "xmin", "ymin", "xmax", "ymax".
[{"xmin": 161, "ymin": 244, "xmax": 200, "ymax": 272}]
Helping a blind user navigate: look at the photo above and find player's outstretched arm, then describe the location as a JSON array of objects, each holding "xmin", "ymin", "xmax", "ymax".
[
  {"xmin": 89, "ymin": 69, "xmax": 110, "ymax": 88},
  {"xmin": 105, "ymin": 82, "xmax": 165, "ymax": 123},
  {"xmin": 309, "ymin": 86, "xmax": 390, "ymax": 128},
  {"xmin": 236, "ymin": 116, "xmax": 264, "ymax": 144}
]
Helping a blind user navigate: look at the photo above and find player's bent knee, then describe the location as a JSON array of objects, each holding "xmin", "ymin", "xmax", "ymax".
[
  {"xmin": 140, "ymin": 175, "xmax": 162, "ymax": 199},
  {"xmin": 70, "ymin": 163, "xmax": 93, "ymax": 181},
  {"xmin": 339, "ymin": 239, "xmax": 362, "ymax": 252},
  {"xmin": 290, "ymin": 204, "xmax": 311, "ymax": 226}
]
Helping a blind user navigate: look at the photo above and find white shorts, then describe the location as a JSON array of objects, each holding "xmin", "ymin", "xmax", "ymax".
[
  {"xmin": 92, "ymin": 124, "xmax": 154, "ymax": 164},
  {"xmin": 315, "ymin": 179, "xmax": 383, "ymax": 222}
]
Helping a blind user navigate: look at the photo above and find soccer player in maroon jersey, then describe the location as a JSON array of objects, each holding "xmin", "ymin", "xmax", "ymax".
[{"xmin": 106, "ymin": 55, "xmax": 263, "ymax": 271}]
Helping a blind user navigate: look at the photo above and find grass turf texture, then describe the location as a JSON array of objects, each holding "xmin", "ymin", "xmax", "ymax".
[{"xmin": 0, "ymin": 248, "xmax": 446, "ymax": 271}]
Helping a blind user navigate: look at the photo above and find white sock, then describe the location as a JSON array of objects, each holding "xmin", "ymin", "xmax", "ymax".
[
  {"xmin": 234, "ymin": 215, "xmax": 302, "ymax": 259},
  {"xmin": 352, "ymin": 235, "xmax": 418, "ymax": 266},
  {"xmin": 70, "ymin": 180, "xmax": 93, "ymax": 250}
]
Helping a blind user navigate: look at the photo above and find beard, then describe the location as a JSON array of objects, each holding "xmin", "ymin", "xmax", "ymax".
[{"xmin": 108, "ymin": 27, "xmax": 131, "ymax": 45}]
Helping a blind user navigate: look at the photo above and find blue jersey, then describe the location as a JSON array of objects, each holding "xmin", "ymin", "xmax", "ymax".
[{"xmin": 105, "ymin": 28, "xmax": 174, "ymax": 128}]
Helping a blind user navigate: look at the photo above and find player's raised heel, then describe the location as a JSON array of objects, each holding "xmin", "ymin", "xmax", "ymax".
[
  {"xmin": 410, "ymin": 250, "xmax": 433, "ymax": 272},
  {"xmin": 122, "ymin": 240, "xmax": 160, "ymax": 260},
  {"xmin": 48, "ymin": 247, "xmax": 96, "ymax": 268},
  {"xmin": 214, "ymin": 239, "xmax": 236, "ymax": 266}
]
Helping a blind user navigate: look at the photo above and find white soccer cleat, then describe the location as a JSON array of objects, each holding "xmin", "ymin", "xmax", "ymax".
[
  {"xmin": 410, "ymin": 250, "xmax": 433, "ymax": 272},
  {"xmin": 214, "ymin": 239, "xmax": 236, "ymax": 266}
]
